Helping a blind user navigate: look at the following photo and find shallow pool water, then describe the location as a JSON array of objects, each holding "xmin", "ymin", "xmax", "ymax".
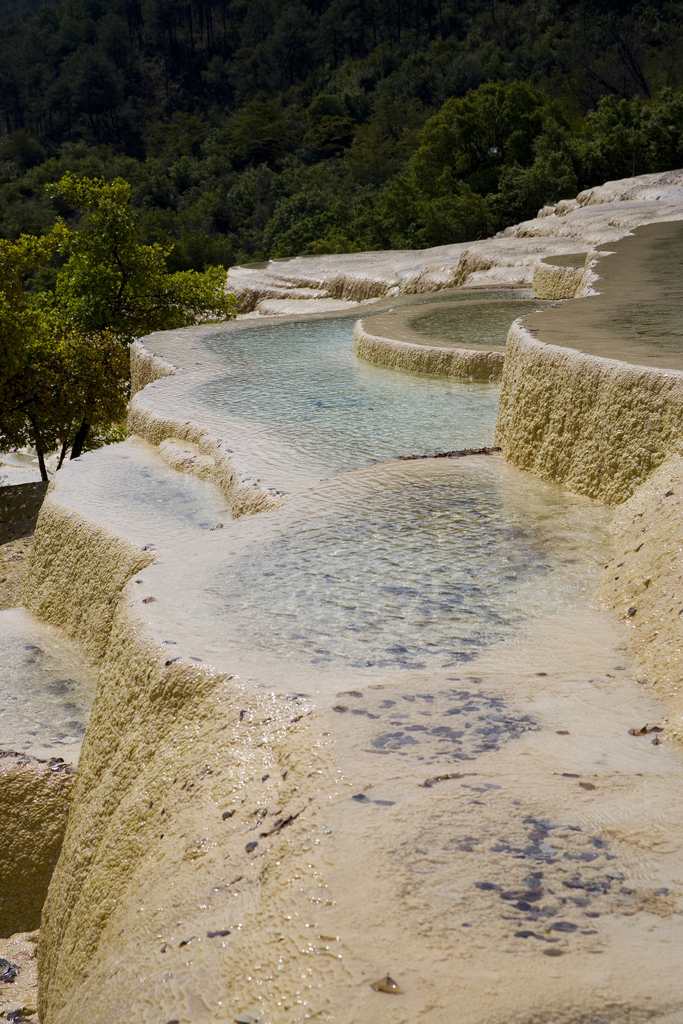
[
  {"xmin": 196, "ymin": 314, "xmax": 500, "ymax": 478},
  {"xmin": 527, "ymin": 220, "xmax": 683, "ymax": 370},
  {"xmin": 201, "ymin": 459, "xmax": 610, "ymax": 671},
  {"xmin": 407, "ymin": 299, "xmax": 553, "ymax": 346},
  {"xmin": 0, "ymin": 608, "xmax": 96, "ymax": 758}
]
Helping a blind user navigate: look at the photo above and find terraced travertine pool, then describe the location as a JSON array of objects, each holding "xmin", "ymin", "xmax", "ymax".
[
  {"xmin": 198, "ymin": 458, "xmax": 610, "ymax": 673},
  {"xmin": 526, "ymin": 220, "xmax": 683, "ymax": 370},
  {"xmin": 179, "ymin": 288, "xmax": 547, "ymax": 492},
  {"xmin": 11, "ymin": 279, "xmax": 683, "ymax": 1024}
]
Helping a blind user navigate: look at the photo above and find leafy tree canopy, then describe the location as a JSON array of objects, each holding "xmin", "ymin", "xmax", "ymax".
[
  {"xmin": 1, "ymin": 1, "xmax": 683, "ymax": 260},
  {"xmin": 0, "ymin": 173, "xmax": 236, "ymax": 476}
]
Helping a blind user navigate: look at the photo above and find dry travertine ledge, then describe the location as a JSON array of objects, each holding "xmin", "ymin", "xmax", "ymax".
[
  {"xmin": 16, "ymin": 170, "xmax": 683, "ymax": 1023},
  {"xmin": 491, "ymin": 218, "xmax": 683, "ymax": 741},
  {"xmin": 495, "ymin": 320, "xmax": 683, "ymax": 505},
  {"xmin": 226, "ymin": 169, "xmax": 683, "ymax": 315}
]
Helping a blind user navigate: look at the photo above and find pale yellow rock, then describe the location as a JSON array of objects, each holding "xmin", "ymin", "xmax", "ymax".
[
  {"xmin": 35, "ymin": 595, "xmax": 334, "ymax": 1024},
  {"xmin": 600, "ymin": 454, "xmax": 683, "ymax": 729},
  {"xmin": 0, "ymin": 753, "xmax": 75, "ymax": 937},
  {"xmin": 495, "ymin": 320, "xmax": 683, "ymax": 505},
  {"xmin": 22, "ymin": 493, "xmax": 155, "ymax": 659},
  {"xmin": 157, "ymin": 438, "xmax": 217, "ymax": 480},
  {"xmin": 352, "ymin": 319, "xmax": 504, "ymax": 380},
  {"xmin": 531, "ymin": 258, "xmax": 586, "ymax": 299},
  {"xmin": 130, "ymin": 343, "xmax": 176, "ymax": 398}
]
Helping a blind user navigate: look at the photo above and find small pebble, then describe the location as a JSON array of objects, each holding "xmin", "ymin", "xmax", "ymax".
[{"xmin": 371, "ymin": 975, "xmax": 402, "ymax": 993}]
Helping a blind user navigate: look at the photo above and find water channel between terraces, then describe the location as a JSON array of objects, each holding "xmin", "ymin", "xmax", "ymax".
[{"xmin": 12, "ymin": 280, "xmax": 683, "ymax": 1023}]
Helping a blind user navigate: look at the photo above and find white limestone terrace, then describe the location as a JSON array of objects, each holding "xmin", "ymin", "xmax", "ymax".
[
  {"xmin": 129, "ymin": 169, "xmax": 683, "ymax": 519},
  {"xmin": 128, "ymin": 310, "xmax": 502, "ymax": 514},
  {"xmin": 17, "ymin": 168, "xmax": 683, "ymax": 1024},
  {"xmin": 227, "ymin": 170, "xmax": 683, "ymax": 315}
]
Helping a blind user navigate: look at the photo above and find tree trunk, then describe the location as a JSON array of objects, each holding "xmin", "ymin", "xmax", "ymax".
[
  {"xmin": 57, "ymin": 436, "xmax": 70, "ymax": 470},
  {"xmin": 36, "ymin": 448, "xmax": 48, "ymax": 482},
  {"xmin": 70, "ymin": 419, "xmax": 91, "ymax": 460}
]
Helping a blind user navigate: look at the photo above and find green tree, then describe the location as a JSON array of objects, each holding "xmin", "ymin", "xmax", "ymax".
[
  {"xmin": 46, "ymin": 172, "xmax": 236, "ymax": 458},
  {"xmin": 410, "ymin": 81, "xmax": 555, "ymax": 198},
  {"xmin": 0, "ymin": 320, "xmax": 129, "ymax": 479},
  {"xmin": 0, "ymin": 228, "xmax": 63, "ymax": 390},
  {"xmin": 229, "ymin": 97, "xmax": 292, "ymax": 168},
  {"xmin": 0, "ymin": 174, "xmax": 236, "ymax": 474},
  {"xmin": 343, "ymin": 91, "xmax": 422, "ymax": 187},
  {"xmin": 303, "ymin": 95, "xmax": 356, "ymax": 159}
]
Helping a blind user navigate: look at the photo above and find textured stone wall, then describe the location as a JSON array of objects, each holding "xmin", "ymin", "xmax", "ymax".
[
  {"xmin": 25, "ymin": 520, "xmax": 330, "ymax": 1023},
  {"xmin": 0, "ymin": 753, "xmax": 75, "ymax": 937},
  {"xmin": 600, "ymin": 454, "xmax": 683, "ymax": 736},
  {"xmin": 352, "ymin": 319, "xmax": 505, "ymax": 380},
  {"xmin": 495, "ymin": 322, "xmax": 683, "ymax": 505},
  {"xmin": 23, "ymin": 493, "xmax": 155, "ymax": 659}
]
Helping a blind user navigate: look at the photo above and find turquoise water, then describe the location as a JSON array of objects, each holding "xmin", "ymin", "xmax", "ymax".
[
  {"xmin": 407, "ymin": 298, "xmax": 552, "ymax": 345},
  {"xmin": 196, "ymin": 313, "xmax": 501, "ymax": 478}
]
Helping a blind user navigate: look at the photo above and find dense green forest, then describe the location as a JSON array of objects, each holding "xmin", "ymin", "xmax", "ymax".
[{"xmin": 1, "ymin": 0, "xmax": 683, "ymax": 267}]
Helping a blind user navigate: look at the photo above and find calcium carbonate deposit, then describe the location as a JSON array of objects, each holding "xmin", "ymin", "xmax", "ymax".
[{"xmin": 4, "ymin": 170, "xmax": 683, "ymax": 1024}]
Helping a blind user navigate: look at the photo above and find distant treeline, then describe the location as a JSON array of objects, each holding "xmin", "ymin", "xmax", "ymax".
[{"xmin": 1, "ymin": 0, "xmax": 683, "ymax": 265}]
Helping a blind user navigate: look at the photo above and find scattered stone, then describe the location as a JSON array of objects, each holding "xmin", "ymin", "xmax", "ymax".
[
  {"xmin": 371, "ymin": 975, "xmax": 402, "ymax": 993},
  {"xmin": 398, "ymin": 446, "xmax": 501, "ymax": 462},
  {"xmin": 260, "ymin": 810, "xmax": 302, "ymax": 836},
  {"xmin": 421, "ymin": 772, "xmax": 467, "ymax": 788},
  {"xmin": 0, "ymin": 960, "xmax": 19, "ymax": 983}
]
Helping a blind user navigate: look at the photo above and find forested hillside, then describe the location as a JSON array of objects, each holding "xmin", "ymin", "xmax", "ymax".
[{"xmin": 1, "ymin": 0, "xmax": 683, "ymax": 266}]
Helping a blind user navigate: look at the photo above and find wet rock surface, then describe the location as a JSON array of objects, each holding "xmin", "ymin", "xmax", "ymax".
[
  {"xmin": 0, "ymin": 609, "xmax": 95, "ymax": 757},
  {"xmin": 333, "ymin": 684, "xmax": 538, "ymax": 762}
]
